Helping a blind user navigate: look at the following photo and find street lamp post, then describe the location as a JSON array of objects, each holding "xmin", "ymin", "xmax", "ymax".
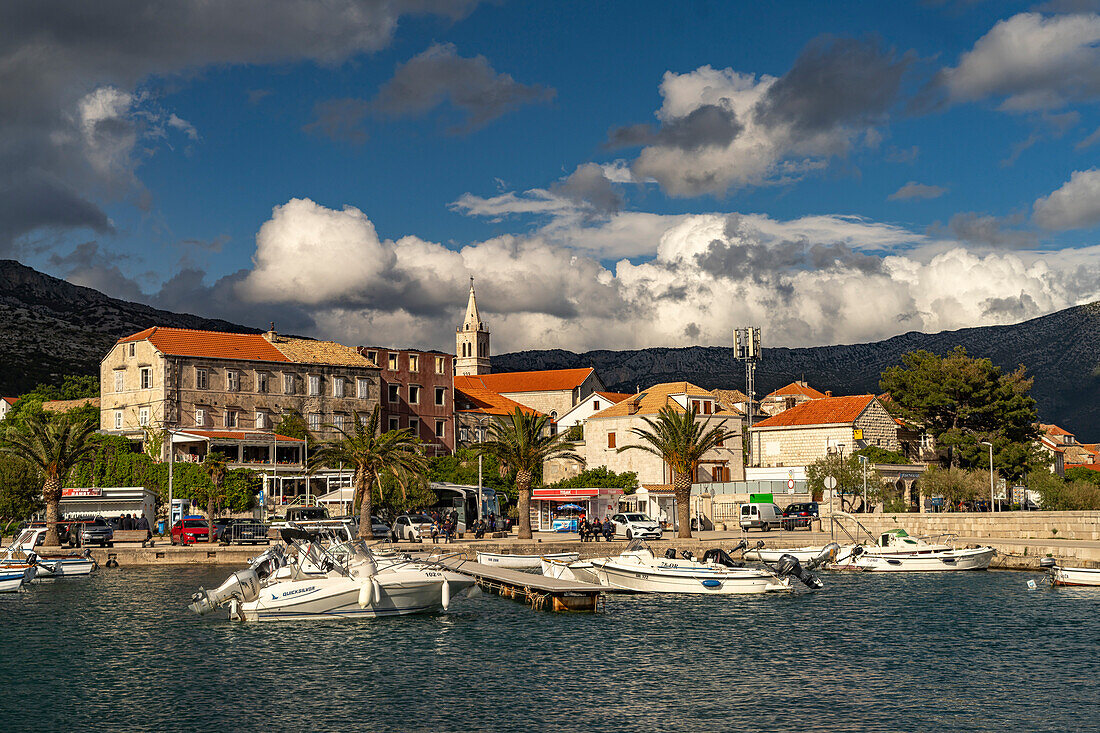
[
  {"xmin": 980, "ymin": 441, "xmax": 995, "ymax": 513},
  {"xmin": 858, "ymin": 455, "xmax": 868, "ymax": 508},
  {"xmin": 167, "ymin": 430, "xmax": 174, "ymax": 533}
]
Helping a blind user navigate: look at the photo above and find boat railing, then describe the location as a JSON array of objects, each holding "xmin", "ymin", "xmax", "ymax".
[{"xmin": 828, "ymin": 512, "xmax": 878, "ymax": 545}]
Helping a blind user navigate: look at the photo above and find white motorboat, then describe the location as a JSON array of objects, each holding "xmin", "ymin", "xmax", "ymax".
[
  {"xmin": 837, "ymin": 530, "xmax": 995, "ymax": 572},
  {"xmin": 1040, "ymin": 558, "xmax": 1100, "ymax": 586},
  {"xmin": 189, "ymin": 526, "xmax": 476, "ymax": 621},
  {"xmin": 586, "ymin": 541, "xmax": 828, "ymax": 594},
  {"xmin": 540, "ymin": 556, "xmax": 599, "ymax": 584},
  {"xmin": 744, "ymin": 544, "xmax": 854, "ymax": 564},
  {"xmin": 0, "ymin": 561, "xmax": 37, "ymax": 592},
  {"xmin": 3, "ymin": 528, "xmax": 96, "ymax": 577},
  {"xmin": 477, "ymin": 551, "xmax": 578, "ymax": 570}
]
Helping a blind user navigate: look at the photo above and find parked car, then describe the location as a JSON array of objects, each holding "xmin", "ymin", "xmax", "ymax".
[
  {"xmin": 284, "ymin": 506, "xmax": 330, "ymax": 523},
  {"xmin": 781, "ymin": 502, "xmax": 820, "ymax": 531},
  {"xmin": 78, "ymin": 517, "xmax": 115, "ymax": 547},
  {"xmin": 24, "ymin": 521, "xmax": 72, "ymax": 546},
  {"xmin": 391, "ymin": 514, "xmax": 435, "ymax": 542},
  {"xmin": 171, "ymin": 518, "xmax": 212, "ymax": 544},
  {"xmin": 219, "ymin": 519, "xmax": 270, "ymax": 545},
  {"xmin": 739, "ymin": 502, "xmax": 785, "ymax": 531},
  {"xmin": 611, "ymin": 512, "xmax": 663, "ymax": 540},
  {"xmin": 370, "ymin": 515, "xmax": 391, "ymax": 540},
  {"xmin": 212, "ymin": 518, "xmax": 232, "ymax": 541}
]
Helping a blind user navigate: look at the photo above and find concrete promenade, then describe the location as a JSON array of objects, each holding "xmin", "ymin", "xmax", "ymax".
[{"xmin": 81, "ymin": 527, "xmax": 1100, "ymax": 569}]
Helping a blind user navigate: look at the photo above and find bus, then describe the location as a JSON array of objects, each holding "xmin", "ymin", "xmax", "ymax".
[{"xmin": 429, "ymin": 482, "xmax": 505, "ymax": 535}]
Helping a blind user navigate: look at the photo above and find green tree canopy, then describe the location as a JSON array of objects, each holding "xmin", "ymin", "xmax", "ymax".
[
  {"xmin": 880, "ymin": 347, "xmax": 1040, "ymax": 479},
  {"xmin": 273, "ymin": 410, "xmax": 312, "ymax": 442},
  {"xmin": 919, "ymin": 466, "xmax": 989, "ymax": 508},
  {"xmin": 853, "ymin": 445, "xmax": 909, "ymax": 465},
  {"xmin": 1028, "ymin": 469, "xmax": 1100, "ymax": 510},
  {"xmin": 546, "ymin": 466, "xmax": 639, "ymax": 494},
  {"xmin": 2, "ymin": 375, "xmax": 100, "ymax": 428}
]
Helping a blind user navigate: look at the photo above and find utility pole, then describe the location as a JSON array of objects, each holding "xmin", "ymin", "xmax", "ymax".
[{"xmin": 981, "ymin": 441, "xmax": 995, "ymax": 513}]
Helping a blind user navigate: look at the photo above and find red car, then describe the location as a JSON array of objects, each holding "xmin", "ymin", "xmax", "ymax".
[{"xmin": 171, "ymin": 518, "xmax": 211, "ymax": 545}]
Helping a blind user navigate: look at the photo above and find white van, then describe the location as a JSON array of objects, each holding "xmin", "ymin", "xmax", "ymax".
[{"xmin": 739, "ymin": 503, "xmax": 784, "ymax": 531}]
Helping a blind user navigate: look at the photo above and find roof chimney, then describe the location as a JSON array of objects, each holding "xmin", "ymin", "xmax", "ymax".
[
  {"xmin": 264, "ymin": 322, "xmax": 276, "ymax": 342},
  {"xmin": 825, "ymin": 390, "xmax": 832, "ymax": 397}
]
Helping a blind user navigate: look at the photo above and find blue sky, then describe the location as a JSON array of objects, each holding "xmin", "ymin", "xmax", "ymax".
[{"xmin": 4, "ymin": 1, "xmax": 1100, "ymax": 353}]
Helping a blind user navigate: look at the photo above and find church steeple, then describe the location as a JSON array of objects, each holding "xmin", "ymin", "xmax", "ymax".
[
  {"xmin": 462, "ymin": 277, "xmax": 483, "ymax": 332},
  {"xmin": 455, "ymin": 278, "xmax": 490, "ymax": 376}
]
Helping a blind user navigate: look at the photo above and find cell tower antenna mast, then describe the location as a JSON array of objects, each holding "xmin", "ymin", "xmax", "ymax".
[{"xmin": 733, "ymin": 327, "xmax": 762, "ymax": 466}]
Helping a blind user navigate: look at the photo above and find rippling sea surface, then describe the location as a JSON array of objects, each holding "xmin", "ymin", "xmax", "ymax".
[{"xmin": 1, "ymin": 566, "xmax": 1097, "ymax": 732}]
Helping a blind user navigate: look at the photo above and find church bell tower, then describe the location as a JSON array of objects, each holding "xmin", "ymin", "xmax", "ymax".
[{"xmin": 455, "ymin": 278, "xmax": 490, "ymax": 376}]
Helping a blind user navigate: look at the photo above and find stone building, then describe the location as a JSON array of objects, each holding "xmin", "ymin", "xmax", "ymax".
[
  {"xmin": 461, "ymin": 368, "xmax": 604, "ymax": 424},
  {"xmin": 748, "ymin": 394, "xmax": 899, "ymax": 468},
  {"xmin": 100, "ymin": 327, "xmax": 381, "ymax": 462},
  {"xmin": 359, "ymin": 346, "xmax": 454, "ymax": 456},
  {"xmin": 759, "ymin": 381, "xmax": 828, "ymax": 417},
  {"xmin": 453, "ymin": 377, "xmax": 546, "ymax": 448},
  {"xmin": 546, "ymin": 381, "xmax": 744, "ymax": 486}
]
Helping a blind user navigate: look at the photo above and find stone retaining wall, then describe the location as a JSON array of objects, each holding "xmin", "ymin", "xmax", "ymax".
[{"xmin": 839, "ymin": 511, "xmax": 1100, "ymax": 541}]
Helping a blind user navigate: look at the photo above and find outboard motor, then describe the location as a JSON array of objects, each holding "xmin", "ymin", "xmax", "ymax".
[
  {"xmin": 775, "ymin": 553, "xmax": 824, "ymax": 590},
  {"xmin": 806, "ymin": 542, "xmax": 841, "ymax": 571},
  {"xmin": 1038, "ymin": 557, "xmax": 1057, "ymax": 569},
  {"xmin": 664, "ymin": 548, "xmax": 678, "ymax": 559},
  {"xmin": 728, "ymin": 539, "xmax": 748, "ymax": 556},
  {"xmin": 188, "ymin": 569, "xmax": 261, "ymax": 615},
  {"xmin": 702, "ymin": 548, "xmax": 743, "ymax": 568}
]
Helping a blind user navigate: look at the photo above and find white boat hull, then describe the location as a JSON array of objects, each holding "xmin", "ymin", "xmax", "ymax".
[
  {"xmin": 540, "ymin": 557, "xmax": 598, "ymax": 583},
  {"xmin": 854, "ymin": 547, "xmax": 995, "ymax": 572},
  {"xmin": 478, "ymin": 552, "xmax": 577, "ymax": 570},
  {"xmin": 1052, "ymin": 566, "xmax": 1100, "ymax": 586},
  {"xmin": 238, "ymin": 569, "xmax": 475, "ymax": 621},
  {"xmin": 33, "ymin": 557, "xmax": 97, "ymax": 577},
  {"xmin": 0, "ymin": 571, "xmax": 27, "ymax": 592},
  {"xmin": 591, "ymin": 559, "xmax": 789, "ymax": 594}
]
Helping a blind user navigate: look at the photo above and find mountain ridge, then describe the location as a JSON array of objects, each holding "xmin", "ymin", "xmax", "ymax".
[
  {"xmin": 493, "ymin": 302, "xmax": 1100, "ymax": 436},
  {"xmin": 1, "ymin": 259, "xmax": 1096, "ymax": 435}
]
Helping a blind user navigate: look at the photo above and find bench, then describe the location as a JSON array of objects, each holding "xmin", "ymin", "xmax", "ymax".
[{"xmin": 112, "ymin": 529, "xmax": 155, "ymax": 547}]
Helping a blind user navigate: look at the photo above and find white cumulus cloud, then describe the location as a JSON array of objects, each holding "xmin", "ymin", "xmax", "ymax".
[{"xmin": 1033, "ymin": 168, "xmax": 1100, "ymax": 230}]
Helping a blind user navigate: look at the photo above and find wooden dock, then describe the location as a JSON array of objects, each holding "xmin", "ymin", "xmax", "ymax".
[{"xmin": 432, "ymin": 556, "xmax": 632, "ymax": 612}]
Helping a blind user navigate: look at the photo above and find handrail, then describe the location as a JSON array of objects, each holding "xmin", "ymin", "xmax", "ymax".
[{"xmin": 828, "ymin": 511, "xmax": 878, "ymax": 545}]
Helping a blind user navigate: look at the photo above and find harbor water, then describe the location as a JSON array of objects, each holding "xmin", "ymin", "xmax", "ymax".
[{"xmin": 2, "ymin": 567, "xmax": 1097, "ymax": 732}]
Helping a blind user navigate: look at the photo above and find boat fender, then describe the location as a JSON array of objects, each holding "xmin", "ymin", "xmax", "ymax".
[
  {"xmin": 700, "ymin": 579, "xmax": 722, "ymax": 589},
  {"xmin": 373, "ymin": 577, "xmax": 382, "ymax": 606},
  {"xmin": 441, "ymin": 578, "xmax": 451, "ymax": 610},
  {"xmin": 358, "ymin": 578, "xmax": 375, "ymax": 607}
]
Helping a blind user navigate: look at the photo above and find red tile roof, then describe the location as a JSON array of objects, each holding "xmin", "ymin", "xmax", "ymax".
[
  {"xmin": 181, "ymin": 429, "xmax": 304, "ymax": 443},
  {"xmin": 765, "ymin": 381, "xmax": 827, "ymax": 400},
  {"xmin": 463, "ymin": 368, "xmax": 595, "ymax": 394},
  {"xmin": 594, "ymin": 391, "xmax": 633, "ymax": 403},
  {"xmin": 1066, "ymin": 463, "xmax": 1100, "ymax": 471},
  {"xmin": 119, "ymin": 327, "xmax": 289, "ymax": 363},
  {"xmin": 1040, "ymin": 423, "xmax": 1074, "ymax": 437},
  {"xmin": 1, "ymin": 397, "xmax": 17, "ymax": 406},
  {"xmin": 454, "ymin": 377, "xmax": 543, "ymax": 417},
  {"xmin": 753, "ymin": 394, "xmax": 877, "ymax": 428}
]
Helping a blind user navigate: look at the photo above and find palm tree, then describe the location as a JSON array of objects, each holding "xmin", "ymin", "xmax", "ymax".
[
  {"xmin": 617, "ymin": 404, "xmax": 732, "ymax": 538},
  {"xmin": 200, "ymin": 451, "xmax": 229, "ymax": 542},
  {"xmin": 477, "ymin": 408, "xmax": 584, "ymax": 540},
  {"xmin": 308, "ymin": 406, "xmax": 426, "ymax": 540},
  {"xmin": 0, "ymin": 414, "xmax": 98, "ymax": 547}
]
